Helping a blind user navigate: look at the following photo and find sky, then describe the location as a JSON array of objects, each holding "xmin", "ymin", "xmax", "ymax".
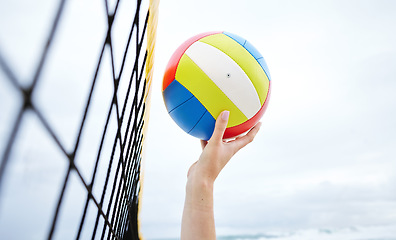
[
  {"xmin": 140, "ymin": 0, "xmax": 396, "ymax": 238},
  {"xmin": 0, "ymin": 0, "xmax": 396, "ymax": 239}
]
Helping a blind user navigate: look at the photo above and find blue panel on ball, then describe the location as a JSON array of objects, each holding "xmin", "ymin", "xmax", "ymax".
[
  {"xmin": 257, "ymin": 57, "xmax": 271, "ymax": 80},
  {"xmin": 169, "ymin": 94, "xmax": 207, "ymax": 135},
  {"xmin": 163, "ymin": 79, "xmax": 194, "ymax": 113},
  {"xmin": 189, "ymin": 110, "xmax": 216, "ymax": 141},
  {"xmin": 243, "ymin": 40, "xmax": 263, "ymax": 60},
  {"xmin": 223, "ymin": 32, "xmax": 247, "ymax": 46}
]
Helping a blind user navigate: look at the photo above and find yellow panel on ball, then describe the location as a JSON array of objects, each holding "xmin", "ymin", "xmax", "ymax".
[
  {"xmin": 199, "ymin": 34, "xmax": 269, "ymax": 105},
  {"xmin": 175, "ymin": 54, "xmax": 248, "ymax": 127}
]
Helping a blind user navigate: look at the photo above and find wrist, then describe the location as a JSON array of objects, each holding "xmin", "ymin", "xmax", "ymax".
[
  {"xmin": 185, "ymin": 173, "xmax": 214, "ymax": 210},
  {"xmin": 186, "ymin": 175, "xmax": 214, "ymax": 191}
]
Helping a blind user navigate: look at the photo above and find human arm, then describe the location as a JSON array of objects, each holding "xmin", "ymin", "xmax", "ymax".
[{"xmin": 180, "ymin": 110, "xmax": 262, "ymax": 240}]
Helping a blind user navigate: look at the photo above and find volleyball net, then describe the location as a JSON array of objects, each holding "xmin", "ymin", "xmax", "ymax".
[{"xmin": 0, "ymin": 0, "xmax": 158, "ymax": 239}]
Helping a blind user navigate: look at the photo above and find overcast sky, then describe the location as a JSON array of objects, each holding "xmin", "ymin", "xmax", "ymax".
[
  {"xmin": 140, "ymin": 0, "xmax": 396, "ymax": 238},
  {"xmin": 0, "ymin": 0, "xmax": 395, "ymax": 240}
]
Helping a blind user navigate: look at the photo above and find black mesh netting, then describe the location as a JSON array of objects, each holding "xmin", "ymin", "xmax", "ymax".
[{"xmin": 0, "ymin": 0, "xmax": 151, "ymax": 239}]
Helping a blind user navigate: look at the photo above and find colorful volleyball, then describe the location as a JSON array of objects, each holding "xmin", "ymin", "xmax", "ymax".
[{"xmin": 162, "ymin": 31, "xmax": 271, "ymax": 140}]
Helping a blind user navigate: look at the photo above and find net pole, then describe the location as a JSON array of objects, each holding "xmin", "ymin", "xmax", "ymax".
[{"xmin": 137, "ymin": 0, "xmax": 160, "ymax": 238}]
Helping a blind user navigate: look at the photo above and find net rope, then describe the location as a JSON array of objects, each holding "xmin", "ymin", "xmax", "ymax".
[{"xmin": 0, "ymin": 0, "xmax": 159, "ymax": 239}]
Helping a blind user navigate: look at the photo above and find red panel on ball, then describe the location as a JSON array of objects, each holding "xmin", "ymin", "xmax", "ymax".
[
  {"xmin": 162, "ymin": 31, "xmax": 222, "ymax": 91},
  {"xmin": 223, "ymin": 84, "xmax": 271, "ymax": 139}
]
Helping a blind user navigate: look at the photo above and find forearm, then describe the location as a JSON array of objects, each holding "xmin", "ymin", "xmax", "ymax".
[
  {"xmin": 181, "ymin": 177, "xmax": 216, "ymax": 240},
  {"xmin": 180, "ymin": 111, "xmax": 260, "ymax": 239}
]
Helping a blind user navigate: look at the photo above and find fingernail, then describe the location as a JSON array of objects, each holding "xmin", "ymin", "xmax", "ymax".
[{"xmin": 222, "ymin": 111, "xmax": 230, "ymax": 120}]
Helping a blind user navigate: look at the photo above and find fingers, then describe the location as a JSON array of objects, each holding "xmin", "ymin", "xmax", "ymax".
[
  {"xmin": 210, "ymin": 111, "xmax": 229, "ymax": 142},
  {"xmin": 232, "ymin": 122, "xmax": 262, "ymax": 151}
]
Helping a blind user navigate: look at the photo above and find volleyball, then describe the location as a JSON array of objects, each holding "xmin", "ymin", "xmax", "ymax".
[{"xmin": 162, "ymin": 31, "xmax": 271, "ymax": 140}]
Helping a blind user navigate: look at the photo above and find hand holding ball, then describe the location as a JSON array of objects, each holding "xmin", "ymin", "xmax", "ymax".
[{"xmin": 162, "ymin": 31, "xmax": 271, "ymax": 140}]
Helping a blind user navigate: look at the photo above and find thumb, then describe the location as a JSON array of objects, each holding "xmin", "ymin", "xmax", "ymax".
[{"xmin": 210, "ymin": 110, "xmax": 229, "ymax": 142}]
